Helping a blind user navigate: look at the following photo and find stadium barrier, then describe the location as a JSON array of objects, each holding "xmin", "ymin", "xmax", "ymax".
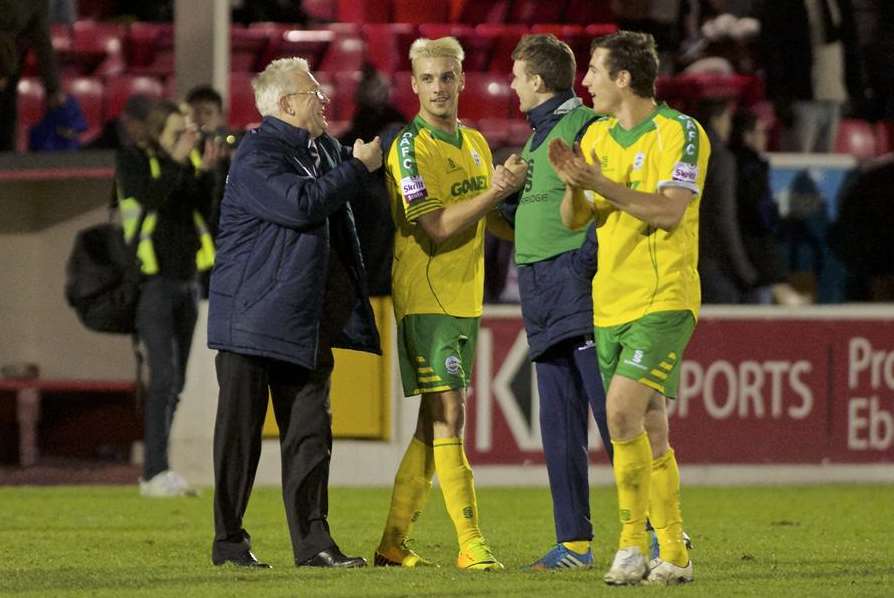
[{"xmin": 171, "ymin": 304, "xmax": 894, "ymax": 487}]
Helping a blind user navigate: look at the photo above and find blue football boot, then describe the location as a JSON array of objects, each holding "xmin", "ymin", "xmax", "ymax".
[{"xmin": 527, "ymin": 544, "xmax": 593, "ymax": 570}]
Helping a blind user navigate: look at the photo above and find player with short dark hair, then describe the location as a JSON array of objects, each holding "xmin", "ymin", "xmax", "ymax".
[{"xmin": 550, "ymin": 30, "xmax": 710, "ymax": 586}]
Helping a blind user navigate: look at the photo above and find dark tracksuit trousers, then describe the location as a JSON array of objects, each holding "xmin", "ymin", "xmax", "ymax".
[{"xmin": 518, "ymin": 244, "xmax": 613, "ymax": 544}]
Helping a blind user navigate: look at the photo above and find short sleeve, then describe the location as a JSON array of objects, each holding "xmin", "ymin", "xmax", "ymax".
[
  {"xmin": 657, "ymin": 115, "xmax": 703, "ymax": 196},
  {"xmin": 394, "ymin": 134, "xmax": 444, "ymax": 223}
]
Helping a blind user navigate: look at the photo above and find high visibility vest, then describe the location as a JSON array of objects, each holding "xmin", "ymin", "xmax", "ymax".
[{"xmin": 119, "ymin": 148, "xmax": 216, "ymax": 275}]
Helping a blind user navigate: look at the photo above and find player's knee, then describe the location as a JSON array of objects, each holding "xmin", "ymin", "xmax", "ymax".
[{"xmin": 607, "ymin": 409, "xmax": 641, "ymax": 440}]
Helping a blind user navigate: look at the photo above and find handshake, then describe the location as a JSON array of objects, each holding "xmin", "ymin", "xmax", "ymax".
[
  {"xmin": 353, "ymin": 136, "xmax": 383, "ymax": 172},
  {"xmin": 492, "ymin": 154, "xmax": 528, "ymax": 199}
]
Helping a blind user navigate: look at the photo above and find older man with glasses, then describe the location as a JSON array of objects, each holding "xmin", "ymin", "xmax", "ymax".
[{"xmin": 207, "ymin": 57, "xmax": 383, "ymax": 569}]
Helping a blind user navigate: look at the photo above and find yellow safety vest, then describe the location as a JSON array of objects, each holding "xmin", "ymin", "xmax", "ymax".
[{"xmin": 119, "ymin": 148, "xmax": 215, "ymax": 275}]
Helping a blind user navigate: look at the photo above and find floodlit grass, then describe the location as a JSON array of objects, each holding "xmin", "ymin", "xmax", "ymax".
[{"xmin": 2, "ymin": 484, "xmax": 893, "ymax": 596}]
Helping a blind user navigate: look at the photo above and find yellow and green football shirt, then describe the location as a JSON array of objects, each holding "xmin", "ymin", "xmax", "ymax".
[
  {"xmin": 385, "ymin": 115, "xmax": 494, "ymax": 321},
  {"xmin": 580, "ymin": 103, "xmax": 711, "ymax": 327}
]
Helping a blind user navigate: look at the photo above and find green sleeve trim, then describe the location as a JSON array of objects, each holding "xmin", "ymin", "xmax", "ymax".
[
  {"xmin": 405, "ymin": 198, "xmax": 444, "ymax": 222},
  {"xmin": 395, "ymin": 120, "xmax": 422, "ymax": 179}
]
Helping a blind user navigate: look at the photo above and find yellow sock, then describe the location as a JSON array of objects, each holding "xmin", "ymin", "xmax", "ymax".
[
  {"xmin": 561, "ymin": 541, "xmax": 590, "ymax": 554},
  {"xmin": 379, "ymin": 437, "xmax": 434, "ymax": 550},
  {"xmin": 611, "ymin": 431, "xmax": 652, "ymax": 555},
  {"xmin": 433, "ymin": 437, "xmax": 481, "ymax": 548},
  {"xmin": 650, "ymin": 448, "xmax": 688, "ymax": 567}
]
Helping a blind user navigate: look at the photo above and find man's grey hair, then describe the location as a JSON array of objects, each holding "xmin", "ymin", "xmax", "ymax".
[{"xmin": 252, "ymin": 57, "xmax": 310, "ymax": 116}]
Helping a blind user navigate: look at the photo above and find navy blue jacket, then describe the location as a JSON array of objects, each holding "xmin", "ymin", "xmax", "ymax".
[
  {"xmin": 207, "ymin": 116, "xmax": 380, "ymax": 368},
  {"xmin": 502, "ymin": 93, "xmax": 598, "ymax": 361}
]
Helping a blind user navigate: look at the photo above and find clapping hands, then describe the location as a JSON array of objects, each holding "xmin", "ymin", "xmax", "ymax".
[{"xmin": 548, "ymin": 138, "xmax": 602, "ymax": 190}]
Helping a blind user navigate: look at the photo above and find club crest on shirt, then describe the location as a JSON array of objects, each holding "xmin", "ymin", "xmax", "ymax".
[
  {"xmin": 671, "ymin": 161, "xmax": 697, "ymax": 185},
  {"xmin": 633, "ymin": 152, "xmax": 645, "ymax": 170},
  {"xmin": 445, "ymin": 355, "xmax": 462, "ymax": 375},
  {"xmin": 470, "ymin": 149, "xmax": 481, "ymax": 167},
  {"xmin": 401, "ymin": 175, "xmax": 428, "ymax": 203}
]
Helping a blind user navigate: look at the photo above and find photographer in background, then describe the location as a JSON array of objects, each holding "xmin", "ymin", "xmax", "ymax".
[
  {"xmin": 116, "ymin": 100, "xmax": 222, "ymax": 496},
  {"xmin": 186, "ymin": 85, "xmax": 233, "ymax": 237}
]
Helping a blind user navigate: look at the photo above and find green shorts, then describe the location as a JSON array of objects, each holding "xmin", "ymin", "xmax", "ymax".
[
  {"xmin": 397, "ymin": 314, "xmax": 479, "ymax": 397},
  {"xmin": 595, "ymin": 310, "xmax": 696, "ymax": 399}
]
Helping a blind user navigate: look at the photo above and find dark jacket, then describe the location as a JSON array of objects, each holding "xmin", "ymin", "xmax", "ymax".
[
  {"xmin": 502, "ymin": 92, "xmax": 599, "ymax": 361},
  {"xmin": 760, "ymin": 0, "xmax": 863, "ymax": 112},
  {"xmin": 115, "ymin": 146, "xmax": 215, "ymax": 281},
  {"xmin": 732, "ymin": 144, "xmax": 787, "ymax": 286},
  {"xmin": 207, "ymin": 116, "xmax": 380, "ymax": 368},
  {"xmin": 698, "ymin": 126, "xmax": 757, "ymax": 302}
]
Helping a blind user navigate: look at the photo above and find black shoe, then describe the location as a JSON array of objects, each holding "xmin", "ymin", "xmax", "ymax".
[
  {"xmin": 297, "ymin": 546, "xmax": 367, "ymax": 568},
  {"xmin": 213, "ymin": 550, "xmax": 272, "ymax": 568}
]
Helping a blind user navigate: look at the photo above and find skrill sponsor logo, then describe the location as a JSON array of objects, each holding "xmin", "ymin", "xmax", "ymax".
[
  {"xmin": 401, "ymin": 176, "xmax": 428, "ymax": 203},
  {"xmin": 672, "ymin": 161, "xmax": 697, "ymax": 184}
]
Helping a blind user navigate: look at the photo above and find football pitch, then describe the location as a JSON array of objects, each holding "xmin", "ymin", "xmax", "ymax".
[{"xmin": 2, "ymin": 484, "xmax": 892, "ymax": 597}]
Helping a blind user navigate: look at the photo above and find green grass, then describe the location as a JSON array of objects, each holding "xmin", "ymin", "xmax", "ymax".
[{"xmin": 1, "ymin": 484, "xmax": 892, "ymax": 597}]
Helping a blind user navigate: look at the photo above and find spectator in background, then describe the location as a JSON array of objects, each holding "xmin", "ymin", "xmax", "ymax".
[
  {"xmin": 696, "ymin": 97, "xmax": 758, "ymax": 303},
  {"xmin": 185, "ymin": 85, "xmax": 232, "ymax": 237},
  {"xmin": 611, "ymin": 0, "xmax": 683, "ymax": 73},
  {"xmin": 116, "ymin": 100, "xmax": 221, "ymax": 497},
  {"xmin": 339, "ymin": 64, "xmax": 405, "ymax": 296},
  {"xmin": 831, "ymin": 152, "xmax": 894, "ymax": 301},
  {"xmin": 729, "ymin": 108, "xmax": 808, "ymax": 305},
  {"xmin": 760, "ymin": 0, "xmax": 864, "ymax": 152},
  {"xmin": 853, "ymin": 0, "xmax": 894, "ymax": 120},
  {"xmin": 48, "ymin": 0, "xmax": 78, "ymax": 24},
  {"xmin": 88, "ymin": 94, "xmax": 156, "ymax": 150},
  {"xmin": 0, "ymin": 0, "xmax": 65, "ymax": 152}
]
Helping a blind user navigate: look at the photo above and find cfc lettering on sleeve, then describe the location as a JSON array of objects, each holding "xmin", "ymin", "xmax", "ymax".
[{"xmin": 401, "ymin": 175, "xmax": 428, "ymax": 203}]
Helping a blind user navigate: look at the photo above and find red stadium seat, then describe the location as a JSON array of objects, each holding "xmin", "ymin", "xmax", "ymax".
[
  {"xmin": 303, "ymin": 0, "xmax": 338, "ymax": 22},
  {"xmin": 460, "ymin": 73, "xmax": 512, "ymax": 120},
  {"xmin": 584, "ymin": 23, "xmax": 619, "ymax": 38},
  {"xmin": 64, "ymin": 77, "xmax": 104, "ymax": 143},
  {"xmin": 508, "ymin": 0, "xmax": 567, "ymax": 25},
  {"xmin": 363, "ymin": 24, "xmax": 417, "ymax": 74},
  {"xmin": 393, "ymin": 0, "xmax": 449, "ymax": 24},
  {"xmin": 332, "ymin": 70, "xmax": 363, "ymax": 121},
  {"xmin": 104, "ymin": 75, "xmax": 164, "ymax": 121},
  {"xmin": 418, "ymin": 24, "xmax": 491, "ymax": 72},
  {"xmin": 71, "ymin": 20, "xmax": 126, "ymax": 77},
  {"xmin": 127, "ymin": 22, "xmax": 174, "ymax": 76},
  {"xmin": 475, "ymin": 117, "xmax": 510, "ymax": 147},
  {"xmin": 230, "ymin": 26, "xmax": 270, "ymax": 72},
  {"xmin": 318, "ymin": 35, "xmax": 366, "ymax": 73},
  {"xmin": 21, "ymin": 26, "xmax": 70, "ymax": 77},
  {"xmin": 567, "ymin": 0, "xmax": 616, "ymax": 24},
  {"xmin": 476, "ymin": 24, "xmax": 529, "ymax": 74},
  {"xmin": 16, "ymin": 78, "xmax": 45, "ymax": 152},
  {"xmin": 835, "ymin": 119, "xmax": 878, "ymax": 160},
  {"xmin": 530, "ymin": 24, "xmax": 590, "ymax": 72},
  {"xmin": 228, "ymin": 72, "xmax": 260, "ymax": 130},
  {"xmin": 389, "ymin": 72, "xmax": 418, "ymax": 120},
  {"xmin": 264, "ymin": 29, "xmax": 334, "ymax": 71},
  {"xmin": 338, "ymin": 0, "xmax": 390, "ymax": 23},
  {"xmin": 874, "ymin": 120, "xmax": 892, "ymax": 155},
  {"xmin": 451, "ymin": 0, "xmax": 510, "ymax": 25}
]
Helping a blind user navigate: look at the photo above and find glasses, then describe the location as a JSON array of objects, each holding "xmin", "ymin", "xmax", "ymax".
[{"xmin": 283, "ymin": 88, "xmax": 328, "ymax": 102}]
